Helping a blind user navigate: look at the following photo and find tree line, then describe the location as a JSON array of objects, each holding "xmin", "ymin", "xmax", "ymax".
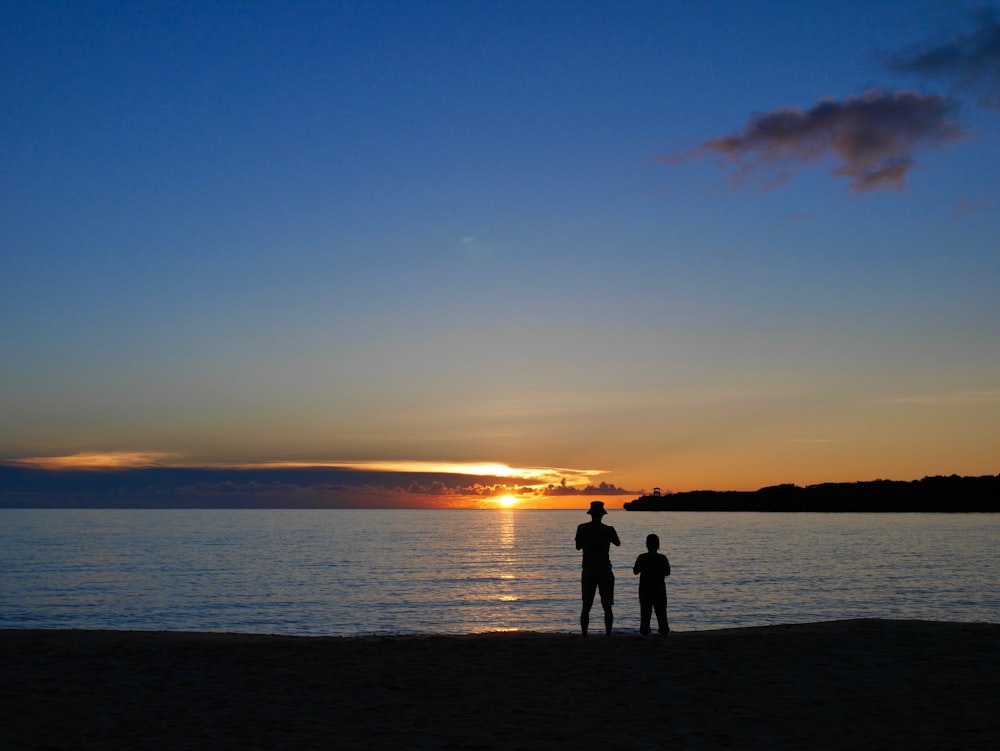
[{"xmin": 623, "ymin": 474, "xmax": 1000, "ymax": 512}]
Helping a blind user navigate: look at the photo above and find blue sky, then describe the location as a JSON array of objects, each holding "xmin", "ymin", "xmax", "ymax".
[{"xmin": 2, "ymin": 1, "xmax": 998, "ymax": 506}]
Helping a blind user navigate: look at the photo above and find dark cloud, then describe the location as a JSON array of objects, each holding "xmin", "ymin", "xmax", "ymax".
[
  {"xmin": 891, "ymin": 9, "xmax": 1000, "ymax": 111},
  {"xmin": 667, "ymin": 90, "xmax": 963, "ymax": 192},
  {"xmin": 539, "ymin": 480, "xmax": 631, "ymax": 497},
  {"xmin": 0, "ymin": 466, "xmax": 501, "ymax": 508}
]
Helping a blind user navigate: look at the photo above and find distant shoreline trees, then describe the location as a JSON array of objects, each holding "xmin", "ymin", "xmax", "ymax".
[{"xmin": 623, "ymin": 474, "xmax": 1000, "ymax": 512}]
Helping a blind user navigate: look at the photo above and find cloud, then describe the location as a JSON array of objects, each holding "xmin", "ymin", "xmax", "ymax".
[
  {"xmin": 665, "ymin": 90, "xmax": 964, "ymax": 192},
  {"xmin": 875, "ymin": 388, "xmax": 1000, "ymax": 405},
  {"xmin": 954, "ymin": 195, "xmax": 991, "ymax": 214},
  {"xmin": 891, "ymin": 9, "xmax": 1000, "ymax": 111},
  {"xmin": 6, "ymin": 451, "xmax": 179, "ymax": 470},
  {"xmin": 2, "ymin": 455, "xmax": 604, "ymax": 487},
  {"xmin": 183, "ymin": 459, "xmax": 602, "ymax": 486},
  {"xmin": 0, "ymin": 460, "xmax": 627, "ymax": 508},
  {"xmin": 538, "ymin": 480, "xmax": 632, "ymax": 497}
]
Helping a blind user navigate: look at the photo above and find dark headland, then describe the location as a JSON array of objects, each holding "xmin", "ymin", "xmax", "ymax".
[{"xmin": 623, "ymin": 474, "xmax": 1000, "ymax": 512}]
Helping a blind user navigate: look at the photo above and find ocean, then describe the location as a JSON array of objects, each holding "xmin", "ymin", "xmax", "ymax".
[{"xmin": 1, "ymin": 509, "xmax": 996, "ymax": 635}]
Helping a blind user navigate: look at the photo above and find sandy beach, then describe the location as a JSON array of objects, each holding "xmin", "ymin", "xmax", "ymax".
[{"xmin": 2, "ymin": 619, "xmax": 997, "ymax": 750}]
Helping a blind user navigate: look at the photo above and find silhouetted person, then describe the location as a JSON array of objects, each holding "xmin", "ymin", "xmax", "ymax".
[
  {"xmin": 632, "ymin": 533, "xmax": 671, "ymax": 635},
  {"xmin": 575, "ymin": 501, "xmax": 621, "ymax": 637}
]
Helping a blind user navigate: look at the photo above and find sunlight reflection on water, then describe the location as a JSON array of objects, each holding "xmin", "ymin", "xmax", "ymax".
[{"xmin": 1, "ymin": 509, "xmax": 996, "ymax": 635}]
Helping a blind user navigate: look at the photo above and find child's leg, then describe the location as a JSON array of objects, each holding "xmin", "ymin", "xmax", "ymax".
[
  {"xmin": 654, "ymin": 598, "xmax": 669, "ymax": 633},
  {"xmin": 639, "ymin": 599, "xmax": 652, "ymax": 635}
]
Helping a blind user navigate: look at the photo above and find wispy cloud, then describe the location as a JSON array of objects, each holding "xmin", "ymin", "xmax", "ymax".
[
  {"xmin": 197, "ymin": 460, "xmax": 606, "ymax": 487},
  {"xmin": 875, "ymin": 389, "xmax": 1000, "ymax": 405},
  {"xmin": 664, "ymin": 90, "xmax": 963, "ymax": 192},
  {"xmin": 890, "ymin": 9, "xmax": 1000, "ymax": 111},
  {"xmin": 1, "ymin": 455, "xmax": 604, "ymax": 487},
  {"xmin": 954, "ymin": 195, "xmax": 991, "ymax": 214},
  {"xmin": 5, "ymin": 451, "xmax": 179, "ymax": 470}
]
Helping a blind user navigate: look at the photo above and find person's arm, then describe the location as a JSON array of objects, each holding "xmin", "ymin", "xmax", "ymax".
[
  {"xmin": 664, "ymin": 556, "xmax": 671, "ymax": 577},
  {"xmin": 610, "ymin": 527, "xmax": 621, "ymax": 547},
  {"xmin": 575, "ymin": 525, "xmax": 583, "ymax": 551},
  {"xmin": 633, "ymin": 555, "xmax": 642, "ymax": 576}
]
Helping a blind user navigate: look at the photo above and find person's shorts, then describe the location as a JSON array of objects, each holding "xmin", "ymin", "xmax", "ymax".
[{"xmin": 581, "ymin": 566, "xmax": 615, "ymax": 606}]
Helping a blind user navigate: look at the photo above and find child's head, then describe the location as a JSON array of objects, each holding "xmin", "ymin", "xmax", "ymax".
[{"xmin": 645, "ymin": 533, "xmax": 660, "ymax": 551}]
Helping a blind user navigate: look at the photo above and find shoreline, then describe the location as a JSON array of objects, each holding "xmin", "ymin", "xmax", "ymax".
[{"xmin": 2, "ymin": 619, "xmax": 998, "ymax": 749}]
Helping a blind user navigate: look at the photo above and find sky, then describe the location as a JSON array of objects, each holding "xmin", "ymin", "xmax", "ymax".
[{"xmin": 2, "ymin": 1, "xmax": 999, "ymax": 509}]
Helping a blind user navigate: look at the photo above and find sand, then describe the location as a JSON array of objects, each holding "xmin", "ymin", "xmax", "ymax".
[{"xmin": 1, "ymin": 619, "xmax": 997, "ymax": 750}]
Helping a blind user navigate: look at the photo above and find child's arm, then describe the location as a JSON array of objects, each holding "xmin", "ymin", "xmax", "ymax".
[
  {"xmin": 633, "ymin": 555, "xmax": 642, "ymax": 576},
  {"xmin": 664, "ymin": 555, "xmax": 671, "ymax": 577}
]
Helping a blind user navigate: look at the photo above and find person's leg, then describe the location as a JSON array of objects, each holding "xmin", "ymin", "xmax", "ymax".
[
  {"xmin": 654, "ymin": 598, "xmax": 668, "ymax": 634},
  {"xmin": 639, "ymin": 599, "xmax": 652, "ymax": 635},
  {"xmin": 597, "ymin": 570, "xmax": 615, "ymax": 637},
  {"xmin": 580, "ymin": 572, "xmax": 597, "ymax": 637}
]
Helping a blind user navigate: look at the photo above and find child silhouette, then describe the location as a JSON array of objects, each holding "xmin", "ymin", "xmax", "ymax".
[{"xmin": 632, "ymin": 533, "xmax": 671, "ymax": 635}]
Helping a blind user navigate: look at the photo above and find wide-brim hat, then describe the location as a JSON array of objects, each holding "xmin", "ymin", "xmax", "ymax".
[{"xmin": 587, "ymin": 500, "xmax": 607, "ymax": 516}]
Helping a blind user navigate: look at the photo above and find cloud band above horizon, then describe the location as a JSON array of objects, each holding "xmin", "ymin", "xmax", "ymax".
[{"xmin": 0, "ymin": 454, "xmax": 636, "ymax": 509}]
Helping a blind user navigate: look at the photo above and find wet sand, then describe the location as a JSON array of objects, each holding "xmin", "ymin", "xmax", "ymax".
[{"xmin": 2, "ymin": 619, "xmax": 997, "ymax": 750}]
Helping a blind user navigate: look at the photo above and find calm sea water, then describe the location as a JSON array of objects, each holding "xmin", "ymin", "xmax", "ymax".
[{"xmin": 1, "ymin": 510, "xmax": 997, "ymax": 635}]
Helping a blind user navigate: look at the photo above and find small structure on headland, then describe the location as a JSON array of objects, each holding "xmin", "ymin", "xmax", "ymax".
[{"xmin": 623, "ymin": 487, "xmax": 669, "ymax": 511}]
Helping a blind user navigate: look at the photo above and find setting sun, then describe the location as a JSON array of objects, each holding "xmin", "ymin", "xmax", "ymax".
[{"xmin": 493, "ymin": 495, "xmax": 520, "ymax": 508}]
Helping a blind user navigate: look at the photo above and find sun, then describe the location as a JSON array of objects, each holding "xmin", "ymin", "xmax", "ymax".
[{"xmin": 493, "ymin": 494, "xmax": 520, "ymax": 508}]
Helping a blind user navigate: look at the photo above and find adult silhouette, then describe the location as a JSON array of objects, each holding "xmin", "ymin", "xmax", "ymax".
[{"xmin": 575, "ymin": 501, "xmax": 621, "ymax": 637}]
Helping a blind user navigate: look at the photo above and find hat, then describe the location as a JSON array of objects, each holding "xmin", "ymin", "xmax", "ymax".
[{"xmin": 587, "ymin": 500, "xmax": 607, "ymax": 516}]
